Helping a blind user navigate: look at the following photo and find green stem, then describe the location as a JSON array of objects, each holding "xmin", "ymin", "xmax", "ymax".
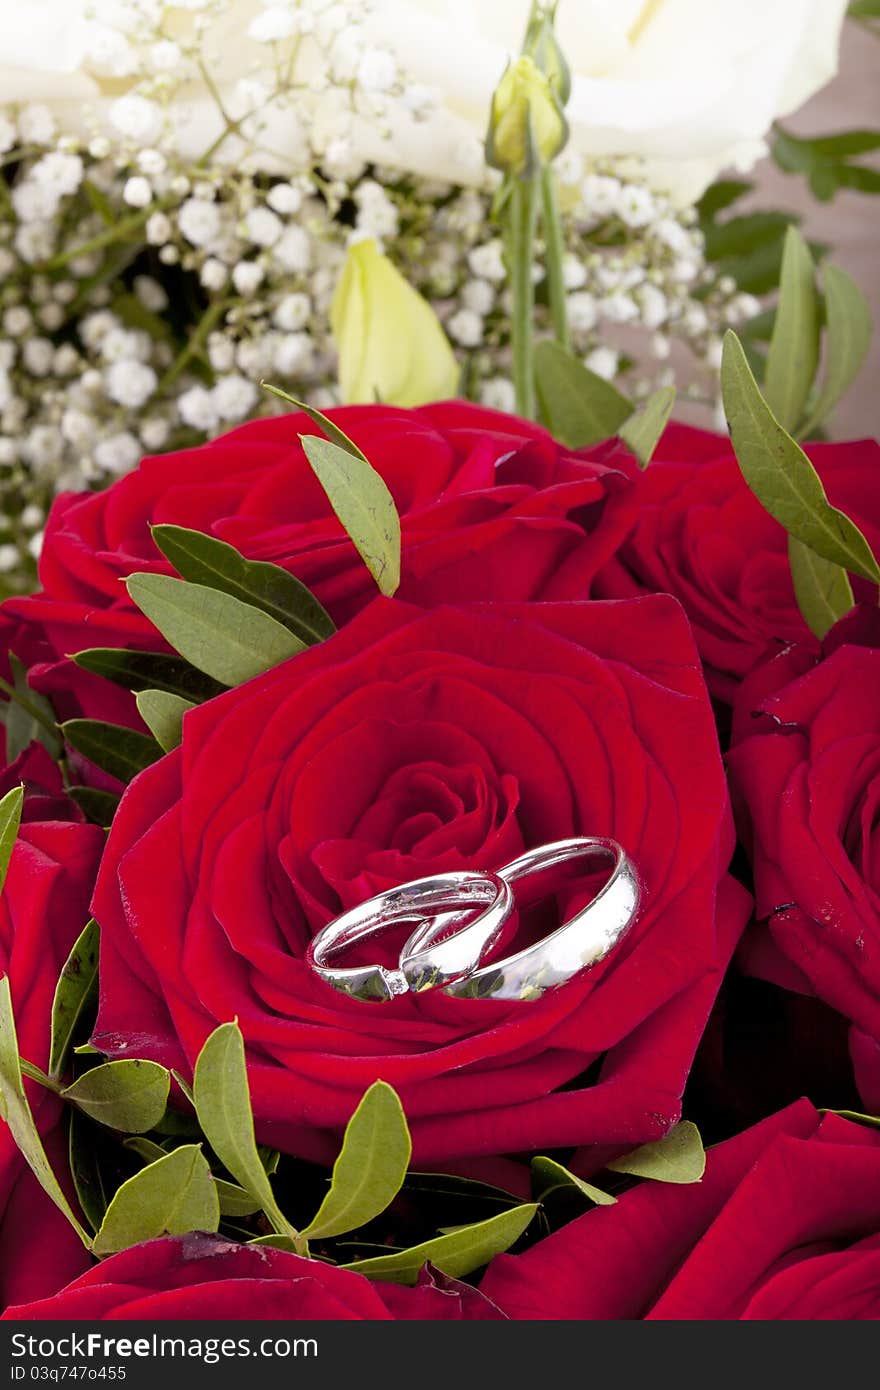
[
  {"xmin": 0, "ymin": 675, "xmax": 58, "ymax": 741},
  {"xmin": 156, "ymin": 297, "xmax": 230, "ymax": 396},
  {"xmin": 20, "ymin": 1058, "xmax": 60, "ymax": 1093},
  {"xmin": 540, "ymin": 166, "xmax": 569, "ymax": 350},
  {"xmin": 508, "ymin": 176, "xmax": 540, "ymax": 419},
  {"xmin": 45, "ymin": 202, "xmax": 169, "ymax": 272}
]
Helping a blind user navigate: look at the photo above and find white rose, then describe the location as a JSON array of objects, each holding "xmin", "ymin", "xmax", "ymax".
[
  {"xmin": 359, "ymin": 0, "xmax": 849, "ymax": 201},
  {"xmin": 0, "ymin": 0, "xmax": 848, "ymax": 204}
]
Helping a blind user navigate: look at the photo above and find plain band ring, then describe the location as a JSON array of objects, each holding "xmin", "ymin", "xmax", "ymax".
[
  {"xmin": 306, "ymin": 870, "xmax": 513, "ymax": 1002},
  {"xmin": 404, "ymin": 838, "xmax": 640, "ymax": 1002}
]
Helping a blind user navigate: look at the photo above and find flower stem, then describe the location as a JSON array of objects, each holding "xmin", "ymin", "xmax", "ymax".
[
  {"xmin": 156, "ymin": 297, "xmax": 230, "ymax": 396},
  {"xmin": 20, "ymin": 1058, "xmax": 60, "ymax": 1093},
  {"xmin": 44, "ymin": 202, "xmax": 170, "ymax": 272},
  {"xmin": 508, "ymin": 175, "xmax": 540, "ymax": 419},
  {"xmin": 541, "ymin": 166, "xmax": 569, "ymax": 350}
]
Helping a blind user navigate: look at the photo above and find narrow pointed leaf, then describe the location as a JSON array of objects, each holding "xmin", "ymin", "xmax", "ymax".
[
  {"xmin": 73, "ymin": 648, "xmax": 224, "ymax": 702},
  {"xmin": 261, "ymin": 383, "xmax": 369, "ymax": 462},
  {"xmin": 530, "ymin": 1156, "xmax": 616, "ymax": 1205},
  {"xmin": 0, "ymin": 976, "xmax": 91, "ymax": 1246},
  {"xmin": 341, "ymin": 1204, "xmax": 538, "ymax": 1284},
  {"xmin": 136, "ymin": 690, "xmax": 194, "ymax": 753},
  {"xmin": 215, "ymin": 1179, "xmax": 263, "ymax": 1217},
  {"xmin": 92, "ymin": 1143, "xmax": 219, "ymax": 1256},
  {"xmin": 764, "ymin": 226, "xmax": 819, "ymax": 433},
  {"xmin": 535, "ymin": 340, "xmax": 632, "ymax": 448},
  {"xmin": 68, "ymin": 787, "xmax": 120, "ymax": 827},
  {"xmin": 0, "ymin": 784, "xmax": 23, "ymax": 896},
  {"xmin": 150, "ymin": 525, "xmax": 334, "ymax": 645},
  {"xmin": 69, "ymin": 1108, "xmax": 113, "ymax": 1233},
  {"xmin": 721, "ymin": 332, "xmax": 880, "ymax": 583},
  {"xmin": 303, "ymin": 1081, "xmax": 411, "ymax": 1239},
  {"xmin": 49, "ymin": 918, "xmax": 100, "ymax": 1080},
  {"xmin": 620, "ymin": 386, "xmax": 676, "ymax": 467},
  {"xmin": 4, "ymin": 653, "xmax": 61, "ymax": 762},
  {"xmin": 800, "ymin": 265, "xmax": 872, "ymax": 437},
  {"xmin": 788, "ymin": 535, "xmax": 854, "ymax": 639},
  {"xmin": 299, "ymin": 435, "xmax": 400, "ymax": 597},
  {"xmin": 607, "ymin": 1120, "xmax": 706, "ymax": 1184},
  {"xmin": 62, "ymin": 1059, "xmax": 170, "ymax": 1133},
  {"xmin": 192, "ymin": 1021, "xmax": 296, "ymax": 1238},
  {"xmin": 63, "ymin": 719, "xmax": 161, "ymax": 783},
  {"xmin": 126, "ymin": 574, "xmax": 305, "ymax": 687}
]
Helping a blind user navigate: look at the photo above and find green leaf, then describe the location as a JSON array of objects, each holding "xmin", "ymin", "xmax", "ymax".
[
  {"xmin": 530, "ymin": 1156, "xmax": 616, "ymax": 1205},
  {"xmin": 788, "ymin": 535, "xmax": 854, "ymax": 639},
  {"xmin": 805, "ymin": 129, "xmax": 880, "ymax": 157},
  {"xmin": 848, "ymin": 0, "xmax": 880, "ymax": 17},
  {"xmin": 215, "ymin": 1178, "xmax": 263, "ymax": 1218},
  {"xmin": 834, "ymin": 165, "xmax": 880, "ymax": 194},
  {"xmin": 150, "ymin": 525, "xmax": 334, "ymax": 645},
  {"xmin": 63, "ymin": 719, "xmax": 161, "ymax": 783},
  {"xmin": 4, "ymin": 653, "xmax": 61, "ymax": 762},
  {"xmin": 302, "ymin": 1081, "xmax": 411, "ymax": 1240},
  {"xmin": 620, "ymin": 387, "xmax": 676, "ymax": 467},
  {"xmin": 126, "ymin": 574, "xmax": 306, "ymax": 688},
  {"xmin": 341, "ymin": 1204, "xmax": 538, "ymax": 1285},
  {"xmin": 62, "ymin": 1059, "xmax": 170, "ymax": 1133},
  {"xmin": 192, "ymin": 1021, "xmax": 297, "ymax": 1240},
  {"xmin": 0, "ymin": 784, "xmax": 23, "ymax": 896},
  {"xmin": 696, "ymin": 179, "xmax": 753, "ymax": 220},
  {"xmin": 534, "ymin": 341, "xmax": 632, "ymax": 449},
  {"xmin": 135, "ymin": 690, "xmax": 194, "ymax": 753},
  {"xmin": 92, "ymin": 1143, "xmax": 219, "ymax": 1256},
  {"xmin": 721, "ymin": 332, "xmax": 880, "ymax": 583},
  {"xmin": 299, "ymin": 435, "xmax": 401, "ymax": 598},
  {"xmin": 800, "ymin": 265, "xmax": 872, "ymax": 437},
  {"xmin": 49, "ymin": 918, "xmax": 100, "ymax": 1081},
  {"xmin": 0, "ymin": 976, "xmax": 91, "ymax": 1247},
  {"xmin": 69, "ymin": 1108, "xmax": 113, "ymax": 1233},
  {"xmin": 607, "ymin": 1120, "xmax": 706, "ymax": 1184},
  {"xmin": 124, "ymin": 1136, "xmax": 168, "ymax": 1164},
  {"xmin": 73, "ymin": 648, "xmax": 224, "ymax": 702},
  {"xmin": 260, "ymin": 384, "xmax": 369, "ymax": 462},
  {"xmin": 763, "ymin": 226, "xmax": 819, "ymax": 435},
  {"xmin": 68, "ymin": 787, "xmax": 120, "ymax": 827},
  {"xmin": 825, "ymin": 1107, "xmax": 880, "ymax": 1128},
  {"xmin": 703, "ymin": 211, "xmax": 795, "ymax": 261}
]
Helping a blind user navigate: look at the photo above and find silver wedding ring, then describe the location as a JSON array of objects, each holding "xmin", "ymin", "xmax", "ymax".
[
  {"xmin": 305, "ymin": 870, "xmax": 514, "ymax": 1002},
  {"xmin": 307, "ymin": 838, "xmax": 640, "ymax": 1003}
]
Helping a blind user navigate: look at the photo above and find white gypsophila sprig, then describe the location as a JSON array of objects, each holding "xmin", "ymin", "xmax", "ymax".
[{"xmin": 0, "ymin": 6, "xmax": 759, "ymax": 590}]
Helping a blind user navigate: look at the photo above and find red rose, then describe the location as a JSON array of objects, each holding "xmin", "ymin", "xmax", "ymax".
[
  {"xmin": 91, "ymin": 595, "xmax": 748, "ymax": 1166},
  {"xmin": 0, "ymin": 1126, "xmax": 92, "ymax": 1312},
  {"xmin": 597, "ymin": 425, "xmax": 880, "ymax": 702},
  {"xmin": 5, "ymin": 403, "xmax": 635, "ymax": 724},
  {"xmin": 727, "ymin": 643, "xmax": 880, "ymax": 1108},
  {"xmin": 480, "ymin": 1100, "xmax": 880, "ymax": 1319},
  {"xmin": 0, "ymin": 789, "xmax": 103, "ymax": 1309},
  {"xmin": 2, "ymin": 1233, "xmax": 504, "ymax": 1320}
]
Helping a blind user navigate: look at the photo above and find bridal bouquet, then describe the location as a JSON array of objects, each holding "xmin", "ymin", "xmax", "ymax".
[{"xmin": 0, "ymin": 0, "xmax": 878, "ymax": 1333}]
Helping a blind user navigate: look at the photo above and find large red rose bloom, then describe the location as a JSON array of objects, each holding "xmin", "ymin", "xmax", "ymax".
[
  {"xmin": 481, "ymin": 1100, "xmax": 880, "ymax": 1319},
  {"xmin": 597, "ymin": 424, "xmax": 880, "ymax": 701},
  {"xmin": 4, "ymin": 403, "xmax": 636, "ymax": 726},
  {"xmin": 90, "ymin": 595, "xmax": 747, "ymax": 1166},
  {"xmin": 2, "ymin": 1232, "xmax": 503, "ymax": 1320}
]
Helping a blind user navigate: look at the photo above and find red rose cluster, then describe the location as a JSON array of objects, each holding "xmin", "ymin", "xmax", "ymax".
[{"xmin": 0, "ymin": 401, "xmax": 878, "ymax": 1321}]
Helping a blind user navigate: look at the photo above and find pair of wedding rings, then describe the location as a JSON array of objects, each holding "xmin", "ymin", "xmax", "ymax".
[{"xmin": 306, "ymin": 837, "xmax": 641, "ymax": 1003}]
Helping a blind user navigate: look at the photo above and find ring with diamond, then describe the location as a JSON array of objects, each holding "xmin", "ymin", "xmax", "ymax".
[{"xmin": 305, "ymin": 869, "xmax": 513, "ymax": 1002}]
